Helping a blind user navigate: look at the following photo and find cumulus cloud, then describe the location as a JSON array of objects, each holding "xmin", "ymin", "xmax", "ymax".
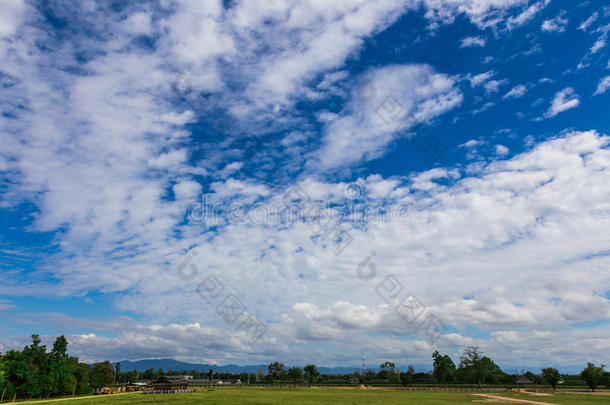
[
  {"xmin": 1, "ymin": 0, "xmax": 610, "ymax": 369},
  {"xmin": 312, "ymin": 64, "xmax": 462, "ymax": 169},
  {"xmin": 545, "ymin": 88, "xmax": 580, "ymax": 118}
]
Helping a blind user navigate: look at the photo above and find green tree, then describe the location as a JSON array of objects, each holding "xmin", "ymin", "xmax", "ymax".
[
  {"xmin": 268, "ymin": 362, "xmax": 284, "ymax": 384},
  {"xmin": 580, "ymin": 363, "xmax": 605, "ymax": 392},
  {"xmin": 4, "ymin": 350, "xmax": 27, "ymax": 401},
  {"xmin": 143, "ymin": 368, "xmax": 154, "ymax": 380},
  {"xmin": 459, "ymin": 346, "xmax": 500, "ymax": 387},
  {"xmin": 48, "ymin": 335, "xmax": 70, "ymax": 396},
  {"xmin": 432, "ymin": 351, "xmax": 456, "ymax": 383},
  {"xmin": 208, "ymin": 368, "xmax": 213, "ymax": 388},
  {"xmin": 379, "ymin": 362, "xmax": 396, "ymax": 383},
  {"xmin": 22, "ymin": 334, "xmax": 50, "ymax": 398},
  {"xmin": 67, "ymin": 357, "xmax": 90, "ymax": 395},
  {"xmin": 400, "ymin": 365, "xmax": 415, "ymax": 386},
  {"xmin": 287, "ymin": 367, "xmax": 302, "ymax": 386},
  {"xmin": 0, "ymin": 353, "xmax": 7, "ymax": 402},
  {"xmin": 541, "ymin": 367, "xmax": 560, "ymax": 392},
  {"xmin": 303, "ymin": 364, "xmax": 320, "ymax": 387},
  {"xmin": 89, "ymin": 361, "xmax": 114, "ymax": 389}
]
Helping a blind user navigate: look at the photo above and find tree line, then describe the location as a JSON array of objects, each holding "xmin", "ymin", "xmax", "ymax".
[
  {"xmin": 428, "ymin": 347, "xmax": 607, "ymax": 392},
  {"xmin": 2, "ymin": 337, "xmax": 608, "ymax": 401},
  {"xmin": 0, "ymin": 335, "xmax": 117, "ymax": 401}
]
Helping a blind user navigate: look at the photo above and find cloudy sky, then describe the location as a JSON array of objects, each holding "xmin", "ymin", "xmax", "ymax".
[{"xmin": 0, "ymin": 0, "xmax": 609, "ymax": 373}]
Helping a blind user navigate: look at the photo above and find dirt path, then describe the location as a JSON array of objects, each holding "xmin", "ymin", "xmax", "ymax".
[
  {"xmin": 14, "ymin": 392, "xmax": 141, "ymax": 404},
  {"xmin": 471, "ymin": 393, "xmax": 556, "ymax": 405}
]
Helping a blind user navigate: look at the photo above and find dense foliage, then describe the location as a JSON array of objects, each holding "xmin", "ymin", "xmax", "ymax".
[{"xmin": 0, "ymin": 335, "xmax": 101, "ymax": 401}]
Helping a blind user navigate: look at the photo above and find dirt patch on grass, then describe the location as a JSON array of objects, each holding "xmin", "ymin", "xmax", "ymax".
[{"xmin": 471, "ymin": 393, "xmax": 555, "ymax": 404}]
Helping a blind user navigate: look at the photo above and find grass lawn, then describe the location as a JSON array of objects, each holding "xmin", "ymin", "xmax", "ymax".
[{"xmin": 21, "ymin": 388, "xmax": 610, "ymax": 405}]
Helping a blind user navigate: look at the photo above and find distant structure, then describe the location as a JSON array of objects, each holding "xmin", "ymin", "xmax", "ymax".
[{"xmin": 146, "ymin": 376, "xmax": 195, "ymax": 393}]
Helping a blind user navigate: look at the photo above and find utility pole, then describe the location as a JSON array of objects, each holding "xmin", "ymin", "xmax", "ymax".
[{"xmin": 362, "ymin": 358, "xmax": 365, "ymax": 376}]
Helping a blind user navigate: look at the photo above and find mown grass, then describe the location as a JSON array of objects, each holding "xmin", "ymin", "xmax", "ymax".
[{"xmin": 21, "ymin": 388, "xmax": 610, "ymax": 405}]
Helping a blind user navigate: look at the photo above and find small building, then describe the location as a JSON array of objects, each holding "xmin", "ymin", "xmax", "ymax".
[{"xmin": 147, "ymin": 376, "xmax": 189, "ymax": 392}]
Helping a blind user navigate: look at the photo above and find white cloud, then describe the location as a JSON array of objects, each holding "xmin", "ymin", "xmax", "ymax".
[
  {"xmin": 469, "ymin": 70, "xmax": 495, "ymax": 87},
  {"xmin": 593, "ymin": 75, "xmax": 610, "ymax": 96},
  {"xmin": 2, "ymin": 0, "xmax": 610, "ymax": 369},
  {"xmin": 460, "ymin": 36, "xmax": 486, "ymax": 48},
  {"xmin": 312, "ymin": 64, "xmax": 462, "ymax": 169},
  {"xmin": 484, "ymin": 79, "xmax": 508, "ymax": 94},
  {"xmin": 578, "ymin": 11, "xmax": 598, "ymax": 32},
  {"xmin": 503, "ymin": 84, "xmax": 528, "ymax": 99},
  {"xmin": 545, "ymin": 87, "xmax": 580, "ymax": 118},
  {"xmin": 495, "ymin": 144, "xmax": 509, "ymax": 155},
  {"xmin": 506, "ymin": 0, "xmax": 550, "ymax": 30},
  {"xmin": 590, "ymin": 23, "xmax": 610, "ymax": 54},
  {"xmin": 541, "ymin": 12, "xmax": 568, "ymax": 33},
  {"xmin": 0, "ymin": 0, "xmax": 27, "ymax": 38}
]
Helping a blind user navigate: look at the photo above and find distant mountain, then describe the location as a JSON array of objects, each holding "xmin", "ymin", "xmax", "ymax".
[{"xmin": 117, "ymin": 359, "xmax": 431, "ymax": 375}]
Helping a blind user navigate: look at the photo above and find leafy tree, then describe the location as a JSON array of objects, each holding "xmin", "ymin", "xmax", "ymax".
[
  {"xmin": 23, "ymin": 334, "xmax": 50, "ymax": 398},
  {"xmin": 458, "ymin": 346, "xmax": 483, "ymax": 386},
  {"xmin": 379, "ymin": 362, "xmax": 396, "ymax": 382},
  {"xmin": 208, "ymin": 368, "xmax": 214, "ymax": 388},
  {"xmin": 67, "ymin": 357, "xmax": 90, "ymax": 395},
  {"xmin": 580, "ymin": 363, "xmax": 605, "ymax": 392},
  {"xmin": 432, "ymin": 351, "xmax": 456, "ymax": 383},
  {"xmin": 48, "ymin": 335, "xmax": 70, "ymax": 396},
  {"xmin": 458, "ymin": 346, "xmax": 503, "ymax": 387},
  {"xmin": 89, "ymin": 361, "xmax": 114, "ymax": 389},
  {"xmin": 541, "ymin": 367, "xmax": 560, "ymax": 392},
  {"xmin": 400, "ymin": 365, "xmax": 415, "ymax": 386},
  {"xmin": 143, "ymin": 368, "xmax": 155, "ymax": 380},
  {"xmin": 303, "ymin": 364, "xmax": 320, "ymax": 387},
  {"xmin": 0, "ymin": 353, "xmax": 7, "ymax": 402},
  {"xmin": 268, "ymin": 362, "xmax": 284, "ymax": 384},
  {"xmin": 3, "ymin": 350, "xmax": 27, "ymax": 401},
  {"xmin": 287, "ymin": 367, "xmax": 302, "ymax": 386}
]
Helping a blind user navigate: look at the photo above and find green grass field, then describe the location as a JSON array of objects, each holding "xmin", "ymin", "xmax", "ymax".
[{"xmin": 20, "ymin": 388, "xmax": 610, "ymax": 405}]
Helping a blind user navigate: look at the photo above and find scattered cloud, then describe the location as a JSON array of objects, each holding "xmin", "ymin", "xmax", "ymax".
[
  {"xmin": 312, "ymin": 64, "xmax": 462, "ymax": 169},
  {"xmin": 461, "ymin": 36, "xmax": 486, "ymax": 48},
  {"xmin": 484, "ymin": 79, "xmax": 509, "ymax": 94},
  {"xmin": 506, "ymin": 0, "xmax": 550, "ymax": 30},
  {"xmin": 541, "ymin": 11, "xmax": 568, "ymax": 33},
  {"xmin": 495, "ymin": 144, "xmax": 509, "ymax": 155},
  {"xmin": 578, "ymin": 11, "xmax": 598, "ymax": 32},
  {"xmin": 545, "ymin": 87, "xmax": 580, "ymax": 118},
  {"xmin": 593, "ymin": 75, "xmax": 610, "ymax": 95},
  {"xmin": 503, "ymin": 84, "xmax": 528, "ymax": 99}
]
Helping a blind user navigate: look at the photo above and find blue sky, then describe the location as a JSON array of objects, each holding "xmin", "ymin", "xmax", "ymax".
[{"xmin": 0, "ymin": 0, "xmax": 609, "ymax": 372}]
